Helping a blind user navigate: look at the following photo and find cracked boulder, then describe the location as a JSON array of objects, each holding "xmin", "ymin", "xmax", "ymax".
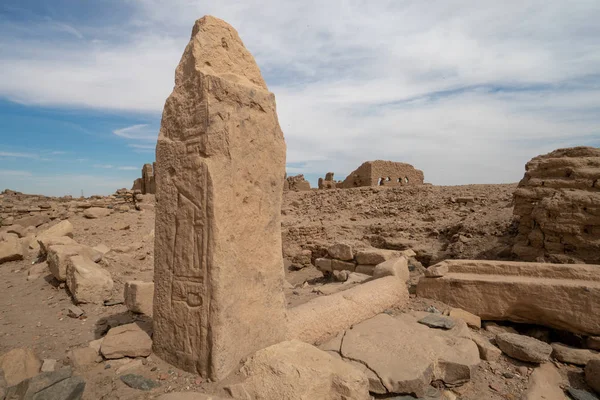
[
  {"xmin": 321, "ymin": 312, "xmax": 480, "ymax": 397},
  {"xmin": 228, "ymin": 340, "xmax": 370, "ymax": 400}
]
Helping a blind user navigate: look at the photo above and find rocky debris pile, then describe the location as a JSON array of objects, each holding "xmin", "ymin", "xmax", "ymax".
[
  {"xmin": 284, "ymin": 174, "xmax": 311, "ymax": 191},
  {"xmin": 417, "ymin": 259, "xmax": 600, "ymax": 335},
  {"xmin": 281, "ymin": 183, "xmax": 517, "ymax": 269},
  {"xmin": 512, "ymin": 146, "xmax": 600, "ymax": 264},
  {"xmin": 315, "ymin": 243, "xmax": 414, "ymax": 278}
]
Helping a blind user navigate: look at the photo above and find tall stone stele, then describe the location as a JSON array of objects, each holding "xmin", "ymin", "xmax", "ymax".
[{"xmin": 153, "ymin": 16, "xmax": 288, "ymax": 380}]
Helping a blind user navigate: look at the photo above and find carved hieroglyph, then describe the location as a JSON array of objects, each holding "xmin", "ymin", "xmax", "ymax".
[{"xmin": 153, "ymin": 16, "xmax": 288, "ymax": 380}]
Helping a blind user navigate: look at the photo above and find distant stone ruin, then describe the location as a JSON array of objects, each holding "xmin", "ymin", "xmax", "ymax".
[
  {"xmin": 318, "ymin": 172, "xmax": 337, "ymax": 189},
  {"xmin": 284, "ymin": 174, "xmax": 311, "ymax": 191},
  {"xmin": 131, "ymin": 163, "xmax": 156, "ymax": 194},
  {"xmin": 340, "ymin": 160, "xmax": 424, "ymax": 188},
  {"xmin": 512, "ymin": 147, "xmax": 600, "ymax": 264},
  {"xmin": 153, "ymin": 16, "xmax": 288, "ymax": 380}
]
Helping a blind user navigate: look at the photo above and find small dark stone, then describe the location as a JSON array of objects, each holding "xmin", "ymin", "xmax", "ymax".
[
  {"xmin": 103, "ymin": 300, "xmax": 124, "ymax": 306},
  {"xmin": 566, "ymin": 387, "xmax": 599, "ymax": 400},
  {"xmin": 120, "ymin": 374, "xmax": 160, "ymax": 391},
  {"xmin": 418, "ymin": 314, "xmax": 456, "ymax": 330},
  {"xmin": 502, "ymin": 372, "xmax": 515, "ymax": 379}
]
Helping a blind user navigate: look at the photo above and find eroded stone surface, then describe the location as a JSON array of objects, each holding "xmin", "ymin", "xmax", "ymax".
[
  {"xmin": 326, "ymin": 312, "xmax": 479, "ymax": 397},
  {"xmin": 522, "ymin": 363, "xmax": 567, "ymax": 400},
  {"xmin": 234, "ymin": 340, "xmax": 370, "ymax": 400},
  {"xmin": 152, "ymin": 15, "xmax": 288, "ymax": 381},
  {"xmin": 0, "ymin": 348, "xmax": 41, "ymax": 386},
  {"xmin": 496, "ymin": 332, "xmax": 552, "ymax": 363},
  {"xmin": 552, "ymin": 343, "xmax": 600, "ymax": 366},
  {"xmin": 512, "ymin": 147, "xmax": 600, "ymax": 264},
  {"xmin": 417, "ymin": 259, "xmax": 600, "ymax": 335},
  {"xmin": 124, "ymin": 281, "xmax": 154, "ymax": 316},
  {"xmin": 586, "ymin": 359, "xmax": 600, "ymax": 395},
  {"xmin": 66, "ymin": 255, "xmax": 113, "ymax": 305},
  {"xmin": 101, "ymin": 322, "xmax": 152, "ymax": 359}
]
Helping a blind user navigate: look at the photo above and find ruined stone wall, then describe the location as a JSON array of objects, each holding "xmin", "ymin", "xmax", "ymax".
[
  {"xmin": 131, "ymin": 163, "xmax": 156, "ymax": 195},
  {"xmin": 286, "ymin": 174, "xmax": 311, "ymax": 191},
  {"xmin": 318, "ymin": 172, "xmax": 337, "ymax": 189},
  {"xmin": 340, "ymin": 160, "xmax": 424, "ymax": 188},
  {"xmin": 512, "ymin": 147, "xmax": 600, "ymax": 264}
]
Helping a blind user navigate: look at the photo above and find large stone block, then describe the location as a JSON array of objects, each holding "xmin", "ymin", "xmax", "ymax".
[
  {"xmin": 287, "ymin": 276, "xmax": 409, "ymax": 345},
  {"xmin": 66, "ymin": 255, "xmax": 113, "ymax": 304},
  {"xmin": 417, "ymin": 260, "xmax": 600, "ymax": 335},
  {"xmin": 47, "ymin": 244, "xmax": 102, "ymax": 281},
  {"xmin": 0, "ymin": 348, "xmax": 41, "ymax": 386},
  {"xmin": 152, "ymin": 16, "xmax": 287, "ymax": 380},
  {"xmin": 124, "ymin": 281, "xmax": 154, "ymax": 316},
  {"xmin": 0, "ymin": 235, "xmax": 23, "ymax": 264}
]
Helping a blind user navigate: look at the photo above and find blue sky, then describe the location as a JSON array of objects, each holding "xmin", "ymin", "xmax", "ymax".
[{"xmin": 1, "ymin": 0, "xmax": 599, "ymax": 196}]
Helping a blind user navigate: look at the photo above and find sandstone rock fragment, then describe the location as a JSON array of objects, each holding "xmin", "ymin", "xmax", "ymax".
[
  {"xmin": 287, "ymin": 276, "xmax": 409, "ymax": 345},
  {"xmin": 470, "ymin": 332, "xmax": 502, "ymax": 361},
  {"xmin": 0, "ymin": 348, "xmax": 41, "ymax": 386},
  {"xmin": 47, "ymin": 244, "xmax": 102, "ymax": 281},
  {"xmin": 152, "ymin": 15, "xmax": 287, "ymax": 380},
  {"xmin": 328, "ymin": 243, "xmax": 353, "ymax": 261},
  {"xmin": 66, "ymin": 255, "xmax": 113, "ymax": 304},
  {"xmin": 101, "ymin": 322, "xmax": 152, "ymax": 359},
  {"xmin": 234, "ymin": 340, "xmax": 370, "ymax": 400},
  {"xmin": 551, "ymin": 343, "xmax": 600, "ymax": 366},
  {"xmin": 586, "ymin": 359, "xmax": 600, "ymax": 395},
  {"xmin": 355, "ymin": 248, "xmax": 399, "ymax": 265},
  {"xmin": 37, "ymin": 236, "xmax": 77, "ymax": 258},
  {"xmin": 496, "ymin": 332, "xmax": 552, "ymax": 363},
  {"xmin": 522, "ymin": 363, "xmax": 568, "ymax": 400},
  {"xmin": 67, "ymin": 347, "xmax": 98, "ymax": 368},
  {"xmin": 0, "ymin": 235, "xmax": 23, "ymax": 264},
  {"xmin": 36, "ymin": 220, "xmax": 73, "ymax": 243},
  {"xmin": 372, "ymin": 257, "xmax": 409, "ymax": 281},
  {"xmin": 83, "ymin": 207, "xmax": 111, "ymax": 219},
  {"xmin": 449, "ymin": 308, "xmax": 481, "ymax": 329},
  {"xmin": 330, "ymin": 313, "xmax": 479, "ymax": 396},
  {"xmin": 124, "ymin": 281, "xmax": 154, "ymax": 316},
  {"xmin": 315, "ymin": 258, "xmax": 332, "ymax": 273},
  {"xmin": 4, "ymin": 367, "xmax": 85, "ymax": 400}
]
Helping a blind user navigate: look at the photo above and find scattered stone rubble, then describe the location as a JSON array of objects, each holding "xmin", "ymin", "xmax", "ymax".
[{"xmin": 318, "ymin": 172, "xmax": 339, "ymax": 189}]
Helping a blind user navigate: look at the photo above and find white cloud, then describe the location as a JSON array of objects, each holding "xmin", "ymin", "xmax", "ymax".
[
  {"xmin": 113, "ymin": 124, "xmax": 157, "ymax": 141},
  {"xmin": 0, "ymin": 0, "xmax": 599, "ymax": 186},
  {"xmin": 0, "ymin": 151, "xmax": 38, "ymax": 158},
  {"xmin": 117, "ymin": 166, "xmax": 139, "ymax": 171},
  {"xmin": 93, "ymin": 164, "xmax": 114, "ymax": 169},
  {"xmin": 0, "ymin": 169, "xmax": 32, "ymax": 177}
]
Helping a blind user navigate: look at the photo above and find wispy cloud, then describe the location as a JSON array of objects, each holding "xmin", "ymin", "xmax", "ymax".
[
  {"xmin": 0, "ymin": 151, "xmax": 38, "ymax": 158},
  {"xmin": 117, "ymin": 166, "xmax": 138, "ymax": 171},
  {"xmin": 93, "ymin": 164, "xmax": 114, "ymax": 169},
  {"xmin": 128, "ymin": 144, "xmax": 155, "ymax": 149},
  {"xmin": 113, "ymin": 124, "xmax": 157, "ymax": 141},
  {"xmin": 50, "ymin": 150, "xmax": 67, "ymax": 155},
  {"xmin": 0, "ymin": 169, "xmax": 32, "ymax": 177}
]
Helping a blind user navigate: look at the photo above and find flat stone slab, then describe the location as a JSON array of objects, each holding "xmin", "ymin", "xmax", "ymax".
[
  {"xmin": 417, "ymin": 260, "xmax": 600, "ymax": 335},
  {"xmin": 418, "ymin": 314, "xmax": 456, "ymax": 330},
  {"xmin": 120, "ymin": 374, "xmax": 159, "ymax": 391},
  {"xmin": 322, "ymin": 312, "xmax": 479, "ymax": 397},
  {"xmin": 496, "ymin": 332, "xmax": 552, "ymax": 363}
]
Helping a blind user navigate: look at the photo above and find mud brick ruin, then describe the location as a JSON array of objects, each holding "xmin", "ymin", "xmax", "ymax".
[
  {"xmin": 284, "ymin": 174, "xmax": 311, "ymax": 191},
  {"xmin": 340, "ymin": 160, "xmax": 424, "ymax": 188},
  {"xmin": 512, "ymin": 147, "xmax": 600, "ymax": 264},
  {"xmin": 318, "ymin": 172, "xmax": 337, "ymax": 189},
  {"xmin": 152, "ymin": 16, "xmax": 288, "ymax": 380},
  {"xmin": 131, "ymin": 163, "xmax": 156, "ymax": 195}
]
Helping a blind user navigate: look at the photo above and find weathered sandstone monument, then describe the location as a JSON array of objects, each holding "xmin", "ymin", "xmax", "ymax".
[
  {"xmin": 512, "ymin": 147, "xmax": 600, "ymax": 264},
  {"xmin": 153, "ymin": 16, "xmax": 287, "ymax": 380},
  {"xmin": 340, "ymin": 160, "xmax": 424, "ymax": 188},
  {"xmin": 132, "ymin": 163, "xmax": 156, "ymax": 194}
]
